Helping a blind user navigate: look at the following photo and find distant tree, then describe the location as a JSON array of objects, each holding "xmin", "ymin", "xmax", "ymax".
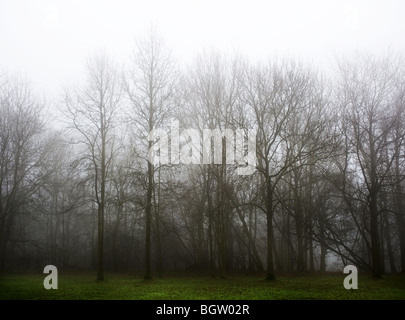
[
  {"xmin": 181, "ymin": 52, "xmax": 246, "ymax": 278},
  {"xmin": 0, "ymin": 73, "xmax": 45, "ymax": 270},
  {"xmin": 336, "ymin": 53, "xmax": 405, "ymax": 278}
]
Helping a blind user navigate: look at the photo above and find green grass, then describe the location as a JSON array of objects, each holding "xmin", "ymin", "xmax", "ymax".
[{"xmin": 0, "ymin": 273, "xmax": 404, "ymax": 300}]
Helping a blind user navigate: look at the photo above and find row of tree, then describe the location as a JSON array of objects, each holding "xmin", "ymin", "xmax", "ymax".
[{"xmin": 1, "ymin": 31, "xmax": 404, "ymax": 280}]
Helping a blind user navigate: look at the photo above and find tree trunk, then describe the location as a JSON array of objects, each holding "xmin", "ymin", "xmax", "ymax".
[
  {"xmin": 368, "ymin": 129, "xmax": 382, "ymax": 278},
  {"xmin": 206, "ymin": 178, "xmax": 215, "ymax": 276},
  {"xmin": 144, "ymin": 160, "xmax": 153, "ymax": 280},
  {"xmin": 307, "ymin": 165, "xmax": 314, "ymax": 272},
  {"xmin": 383, "ymin": 211, "xmax": 397, "ymax": 273},
  {"xmin": 319, "ymin": 210, "xmax": 327, "ymax": 272},
  {"xmin": 97, "ymin": 202, "xmax": 104, "ymax": 281},
  {"xmin": 395, "ymin": 127, "xmax": 405, "ymax": 273},
  {"xmin": 265, "ymin": 179, "xmax": 276, "ymax": 281},
  {"xmin": 370, "ymin": 193, "xmax": 382, "ymax": 278},
  {"xmin": 154, "ymin": 167, "xmax": 162, "ymax": 277},
  {"xmin": 97, "ymin": 116, "xmax": 106, "ymax": 281}
]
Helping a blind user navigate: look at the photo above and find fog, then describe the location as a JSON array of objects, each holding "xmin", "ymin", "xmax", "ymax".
[
  {"xmin": 1, "ymin": 1, "xmax": 405, "ymax": 280},
  {"xmin": 1, "ymin": 0, "xmax": 404, "ymax": 96}
]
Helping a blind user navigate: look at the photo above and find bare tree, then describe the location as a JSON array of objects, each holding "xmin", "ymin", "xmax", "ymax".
[
  {"xmin": 124, "ymin": 29, "xmax": 176, "ymax": 279},
  {"xmin": 336, "ymin": 52, "xmax": 405, "ymax": 278},
  {"xmin": 63, "ymin": 53, "xmax": 122, "ymax": 280},
  {"xmin": 241, "ymin": 59, "xmax": 332, "ymax": 279},
  {"xmin": 0, "ymin": 74, "xmax": 46, "ymax": 271}
]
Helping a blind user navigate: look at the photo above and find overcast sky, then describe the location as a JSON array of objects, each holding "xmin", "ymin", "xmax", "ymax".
[{"xmin": 1, "ymin": 0, "xmax": 404, "ymax": 97}]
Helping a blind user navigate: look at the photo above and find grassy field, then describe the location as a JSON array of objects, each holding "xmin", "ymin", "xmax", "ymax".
[{"xmin": 0, "ymin": 273, "xmax": 404, "ymax": 300}]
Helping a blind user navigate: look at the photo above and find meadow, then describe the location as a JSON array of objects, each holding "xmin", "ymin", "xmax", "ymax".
[{"xmin": 1, "ymin": 273, "xmax": 404, "ymax": 300}]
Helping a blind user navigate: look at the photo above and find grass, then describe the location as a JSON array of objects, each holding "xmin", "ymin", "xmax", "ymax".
[{"xmin": 0, "ymin": 272, "xmax": 404, "ymax": 300}]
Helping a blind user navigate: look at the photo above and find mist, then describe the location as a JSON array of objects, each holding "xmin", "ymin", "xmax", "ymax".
[{"xmin": 1, "ymin": 1, "xmax": 405, "ymax": 285}]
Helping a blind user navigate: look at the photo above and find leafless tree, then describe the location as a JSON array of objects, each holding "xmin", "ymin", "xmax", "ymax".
[
  {"xmin": 123, "ymin": 28, "xmax": 177, "ymax": 279},
  {"xmin": 336, "ymin": 52, "xmax": 405, "ymax": 277},
  {"xmin": 0, "ymin": 74, "xmax": 46, "ymax": 271},
  {"xmin": 241, "ymin": 59, "xmax": 333, "ymax": 279},
  {"xmin": 63, "ymin": 53, "xmax": 122, "ymax": 280}
]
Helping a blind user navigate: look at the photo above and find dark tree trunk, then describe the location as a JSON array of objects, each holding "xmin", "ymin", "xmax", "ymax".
[
  {"xmin": 383, "ymin": 212, "xmax": 397, "ymax": 273},
  {"xmin": 394, "ymin": 129, "xmax": 405, "ymax": 273},
  {"xmin": 265, "ymin": 179, "xmax": 276, "ymax": 281},
  {"xmin": 144, "ymin": 160, "xmax": 153, "ymax": 280},
  {"xmin": 97, "ymin": 203, "xmax": 104, "ymax": 281},
  {"xmin": 97, "ymin": 126, "xmax": 106, "ymax": 281},
  {"xmin": 370, "ymin": 193, "xmax": 382, "ymax": 278}
]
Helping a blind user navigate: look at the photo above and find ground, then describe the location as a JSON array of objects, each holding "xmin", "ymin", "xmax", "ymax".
[{"xmin": 0, "ymin": 273, "xmax": 404, "ymax": 300}]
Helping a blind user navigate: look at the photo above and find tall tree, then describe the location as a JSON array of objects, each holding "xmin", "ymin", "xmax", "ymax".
[
  {"xmin": 124, "ymin": 29, "xmax": 176, "ymax": 279},
  {"xmin": 242, "ymin": 60, "xmax": 330, "ymax": 279},
  {"xmin": 63, "ymin": 53, "xmax": 122, "ymax": 280}
]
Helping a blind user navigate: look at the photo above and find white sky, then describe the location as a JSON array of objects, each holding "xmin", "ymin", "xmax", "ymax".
[{"xmin": 1, "ymin": 0, "xmax": 404, "ymax": 97}]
